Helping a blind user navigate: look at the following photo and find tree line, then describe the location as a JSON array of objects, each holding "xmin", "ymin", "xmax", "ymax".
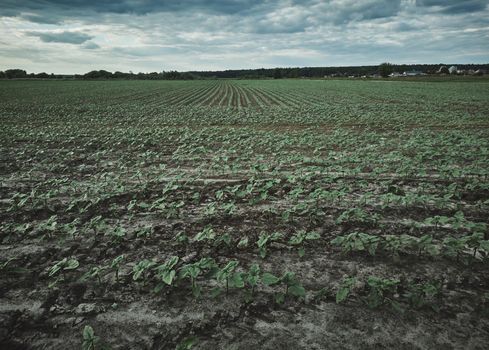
[{"xmin": 1, "ymin": 64, "xmax": 488, "ymax": 80}]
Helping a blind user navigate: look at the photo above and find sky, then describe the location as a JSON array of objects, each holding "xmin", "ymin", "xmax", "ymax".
[{"xmin": 1, "ymin": 0, "xmax": 488, "ymax": 73}]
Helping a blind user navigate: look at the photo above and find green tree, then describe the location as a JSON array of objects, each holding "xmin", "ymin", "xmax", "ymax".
[
  {"xmin": 273, "ymin": 68, "xmax": 283, "ymax": 79},
  {"xmin": 379, "ymin": 63, "xmax": 394, "ymax": 78}
]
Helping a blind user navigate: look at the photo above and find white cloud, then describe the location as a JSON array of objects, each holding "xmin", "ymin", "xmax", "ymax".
[{"xmin": 0, "ymin": 0, "xmax": 488, "ymax": 73}]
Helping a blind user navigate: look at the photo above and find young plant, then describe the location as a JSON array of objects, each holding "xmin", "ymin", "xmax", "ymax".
[
  {"xmin": 176, "ymin": 336, "xmax": 197, "ymax": 350},
  {"xmin": 442, "ymin": 236, "xmax": 466, "ymax": 262},
  {"xmin": 136, "ymin": 226, "xmax": 154, "ymax": 239},
  {"xmin": 132, "ymin": 259, "xmax": 156, "ymax": 282},
  {"xmin": 39, "ymin": 215, "xmax": 58, "ymax": 240},
  {"xmin": 154, "ymin": 256, "xmax": 179, "ymax": 293},
  {"xmin": 382, "ymin": 235, "xmax": 416, "ymax": 262},
  {"xmin": 82, "ymin": 325, "xmax": 109, "ymax": 350},
  {"xmin": 257, "ymin": 232, "xmax": 282, "ymax": 259},
  {"xmin": 335, "ymin": 208, "xmax": 379, "ymax": 227},
  {"xmin": 414, "ymin": 235, "xmax": 439, "ymax": 257},
  {"xmin": 179, "ymin": 257, "xmax": 216, "ymax": 298},
  {"xmin": 262, "ymin": 271, "xmax": 306, "ymax": 304},
  {"xmin": 193, "ymin": 226, "xmax": 216, "ymax": 242},
  {"xmin": 109, "ymin": 227, "xmax": 126, "ymax": 243},
  {"xmin": 110, "ymin": 255, "xmax": 124, "ymax": 283},
  {"xmin": 404, "ymin": 281, "xmax": 442, "ymax": 312},
  {"xmin": 331, "ymin": 232, "xmax": 380, "ymax": 256},
  {"xmin": 243, "ymin": 263, "xmax": 261, "ymax": 302},
  {"xmin": 80, "ymin": 266, "xmax": 106, "ymax": 285},
  {"xmin": 336, "ymin": 276, "xmax": 357, "ymax": 304},
  {"xmin": 49, "ymin": 257, "xmax": 79, "ymax": 286},
  {"xmin": 365, "ymin": 277, "xmax": 401, "ymax": 310},
  {"xmin": 289, "ymin": 230, "xmax": 321, "ymax": 257},
  {"xmin": 214, "ymin": 233, "xmax": 232, "ymax": 248},
  {"xmin": 237, "ymin": 236, "xmax": 249, "ymax": 249},
  {"xmin": 214, "ymin": 260, "xmax": 244, "ymax": 296},
  {"xmin": 82, "ymin": 325, "xmax": 97, "ymax": 350}
]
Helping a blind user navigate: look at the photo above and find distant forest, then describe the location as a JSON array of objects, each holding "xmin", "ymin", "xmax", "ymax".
[{"xmin": 1, "ymin": 64, "xmax": 488, "ymax": 80}]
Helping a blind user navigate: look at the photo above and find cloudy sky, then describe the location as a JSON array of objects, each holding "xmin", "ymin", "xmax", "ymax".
[{"xmin": 1, "ymin": 0, "xmax": 488, "ymax": 73}]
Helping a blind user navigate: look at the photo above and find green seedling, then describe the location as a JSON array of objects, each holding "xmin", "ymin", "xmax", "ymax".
[
  {"xmin": 179, "ymin": 257, "xmax": 216, "ymax": 298},
  {"xmin": 49, "ymin": 258, "xmax": 79, "ymax": 287},
  {"xmin": 331, "ymin": 232, "xmax": 381, "ymax": 256},
  {"xmin": 136, "ymin": 226, "xmax": 154, "ymax": 239},
  {"xmin": 82, "ymin": 325, "xmax": 109, "ymax": 350},
  {"xmin": 132, "ymin": 259, "xmax": 156, "ymax": 281},
  {"xmin": 82, "ymin": 325, "xmax": 97, "ymax": 350},
  {"xmin": 175, "ymin": 232, "xmax": 189, "ymax": 244},
  {"xmin": 336, "ymin": 208, "xmax": 379, "ymax": 227},
  {"xmin": 154, "ymin": 256, "xmax": 179, "ymax": 293},
  {"xmin": 39, "ymin": 215, "xmax": 58, "ymax": 239},
  {"xmin": 176, "ymin": 336, "xmax": 197, "ymax": 350},
  {"xmin": 365, "ymin": 277, "xmax": 401, "ymax": 310},
  {"xmin": 110, "ymin": 255, "xmax": 124, "ymax": 283},
  {"xmin": 214, "ymin": 233, "xmax": 232, "ymax": 247},
  {"xmin": 109, "ymin": 227, "xmax": 126, "ymax": 243},
  {"xmin": 214, "ymin": 260, "xmax": 244, "ymax": 296},
  {"xmin": 404, "ymin": 281, "xmax": 442, "ymax": 311},
  {"xmin": 336, "ymin": 276, "xmax": 357, "ymax": 304},
  {"xmin": 382, "ymin": 235, "xmax": 415, "ymax": 261},
  {"xmin": 243, "ymin": 263, "xmax": 261, "ymax": 302},
  {"xmin": 257, "ymin": 232, "xmax": 282, "ymax": 258},
  {"xmin": 289, "ymin": 230, "xmax": 321, "ymax": 257},
  {"xmin": 80, "ymin": 266, "xmax": 106, "ymax": 285},
  {"xmin": 464, "ymin": 232, "xmax": 485, "ymax": 258},
  {"xmin": 442, "ymin": 236, "xmax": 466, "ymax": 262},
  {"xmin": 262, "ymin": 271, "xmax": 306, "ymax": 303},
  {"xmin": 193, "ymin": 226, "xmax": 216, "ymax": 242},
  {"xmin": 237, "ymin": 236, "xmax": 249, "ymax": 249},
  {"xmin": 414, "ymin": 235, "xmax": 439, "ymax": 257}
]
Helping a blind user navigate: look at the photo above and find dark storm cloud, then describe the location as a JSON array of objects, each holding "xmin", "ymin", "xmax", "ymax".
[
  {"xmin": 27, "ymin": 31, "xmax": 94, "ymax": 44},
  {"xmin": 1, "ymin": 0, "xmax": 405, "ymax": 27},
  {"xmin": 416, "ymin": 0, "xmax": 488, "ymax": 14},
  {"xmin": 333, "ymin": 0, "xmax": 402, "ymax": 23},
  {"xmin": 0, "ymin": 0, "xmax": 263, "ymax": 18}
]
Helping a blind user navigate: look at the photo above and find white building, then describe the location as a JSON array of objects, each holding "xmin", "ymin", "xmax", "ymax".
[{"xmin": 403, "ymin": 70, "xmax": 423, "ymax": 76}]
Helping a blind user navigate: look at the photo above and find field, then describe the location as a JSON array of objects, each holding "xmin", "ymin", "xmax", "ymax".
[{"xmin": 1, "ymin": 78, "xmax": 489, "ymax": 350}]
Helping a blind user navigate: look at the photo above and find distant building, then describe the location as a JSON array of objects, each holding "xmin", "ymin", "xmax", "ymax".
[
  {"xmin": 389, "ymin": 72, "xmax": 402, "ymax": 77},
  {"xmin": 449, "ymin": 66, "xmax": 458, "ymax": 74},
  {"xmin": 403, "ymin": 70, "xmax": 423, "ymax": 76}
]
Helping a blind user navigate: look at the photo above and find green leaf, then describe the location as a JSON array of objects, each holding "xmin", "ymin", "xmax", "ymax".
[
  {"xmin": 167, "ymin": 256, "xmax": 179, "ymax": 269},
  {"xmin": 83, "ymin": 325, "xmax": 94, "ymax": 340},
  {"xmin": 288, "ymin": 284, "xmax": 306, "ymax": 298},
  {"xmin": 162, "ymin": 270, "xmax": 176, "ymax": 285},
  {"xmin": 230, "ymin": 272, "xmax": 245, "ymax": 288},
  {"xmin": 274, "ymin": 292, "xmax": 285, "ymax": 304},
  {"xmin": 237, "ymin": 237, "xmax": 249, "ymax": 248},
  {"xmin": 306, "ymin": 232, "xmax": 321, "ymax": 240},
  {"xmin": 262, "ymin": 272, "xmax": 280, "ymax": 286},
  {"xmin": 176, "ymin": 336, "xmax": 197, "ymax": 350},
  {"xmin": 336, "ymin": 287, "xmax": 349, "ymax": 304}
]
